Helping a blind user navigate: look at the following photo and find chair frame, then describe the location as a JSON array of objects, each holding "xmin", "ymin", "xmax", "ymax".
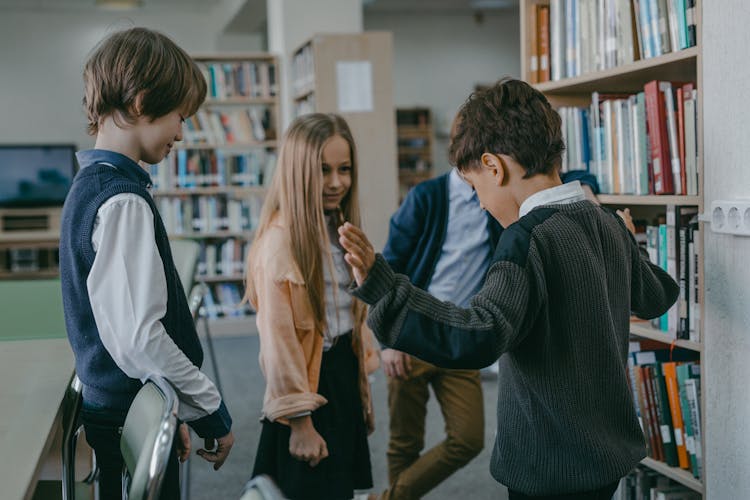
[
  {"xmin": 61, "ymin": 374, "xmax": 98, "ymax": 500},
  {"xmin": 121, "ymin": 376, "xmax": 179, "ymax": 500}
]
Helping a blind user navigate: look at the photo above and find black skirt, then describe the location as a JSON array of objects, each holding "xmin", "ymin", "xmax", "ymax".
[{"xmin": 252, "ymin": 332, "xmax": 373, "ymax": 500}]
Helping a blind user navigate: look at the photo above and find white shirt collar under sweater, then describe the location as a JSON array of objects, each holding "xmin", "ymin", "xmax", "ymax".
[{"xmin": 518, "ymin": 180, "xmax": 586, "ymax": 219}]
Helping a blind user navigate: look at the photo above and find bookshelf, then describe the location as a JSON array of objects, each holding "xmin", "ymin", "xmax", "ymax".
[
  {"xmin": 0, "ymin": 207, "xmax": 62, "ymax": 280},
  {"xmin": 396, "ymin": 107, "xmax": 434, "ymax": 201},
  {"xmin": 521, "ymin": 0, "xmax": 705, "ymax": 496},
  {"xmin": 150, "ymin": 53, "xmax": 281, "ymax": 322},
  {"xmin": 291, "ymin": 32, "xmax": 399, "ymax": 250}
]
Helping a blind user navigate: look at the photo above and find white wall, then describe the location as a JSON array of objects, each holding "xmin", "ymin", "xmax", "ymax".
[
  {"xmin": 364, "ymin": 10, "xmax": 520, "ymax": 174},
  {"xmin": 702, "ymin": 1, "xmax": 750, "ymax": 497},
  {"xmin": 0, "ymin": 6, "xmax": 258, "ymax": 150}
]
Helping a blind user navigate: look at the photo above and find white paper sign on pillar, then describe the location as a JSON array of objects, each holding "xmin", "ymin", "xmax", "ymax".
[{"xmin": 335, "ymin": 61, "xmax": 373, "ymax": 113}]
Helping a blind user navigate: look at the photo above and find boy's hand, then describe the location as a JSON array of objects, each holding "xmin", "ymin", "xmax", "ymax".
[
  {"xmin": 197, "ymin": 431, "xmax": 234, "ymax": 470},
  {"xmin": 338, "ymin": 222, "xmax": 375, "ymax": 286},
  {"xmin": 176, "ymin": 423, "xmax": 191, "ymax": 463},
  {"xmin": 381, "ymin": 349, "xmax": 412, "ymax": 379},
  {"xmin": 617, "ymin": 208, "xmax": 636, "ymax": 235},
  {"xmin": 289, "ymin": 415, "xmax": 329, "ymax": 467}
]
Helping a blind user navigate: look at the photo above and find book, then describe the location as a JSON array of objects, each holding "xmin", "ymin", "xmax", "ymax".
[
  {"xmin": 662, "ymin": 362, "xmax": 690, "ymax": 468},
  {"xmin": 538, "ymin": 5, "xmax": 551, "ymax": 82},
  {"xmin": 644, "ymin": 80, "xmax": 674, "ymax": 194}
]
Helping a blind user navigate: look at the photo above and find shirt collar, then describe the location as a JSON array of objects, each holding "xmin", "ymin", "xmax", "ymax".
[
  {"xmin": 518, "ymin": 180, "xmax": 586, "ymax": 218},
  {"xmin": 449, "ymin": 168, "xmax": 476, "ymax": 203},
  {"xmin": 76, "ymin": 149, "xmax": 152, "ymax": 187}
]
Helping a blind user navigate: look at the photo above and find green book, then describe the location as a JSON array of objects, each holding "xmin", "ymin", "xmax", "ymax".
[{"xmin": 653, "ymin": 363, "xmax": 679, "ymax": 466}]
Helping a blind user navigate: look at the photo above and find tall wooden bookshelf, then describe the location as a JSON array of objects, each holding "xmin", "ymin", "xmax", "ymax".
[
  {"xmin": 521, "ymin": 0, "xmax": 704, "ymax": 496},
  {"xmin": 0, "ymin": 208, "xmax": 62, "ymax": 279},
  {"xmin": 149, "ymin": 53, "xmax": 280, "ymax": 326},
  {"xmin": 291, "ymin": 32, "xmax": 399, "ymax": 250},
  {"xmin": 396, "ymin": 107, "xmax": 434, "ymax": 202}
]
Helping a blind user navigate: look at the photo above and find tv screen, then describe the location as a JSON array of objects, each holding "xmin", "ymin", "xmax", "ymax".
[{"xmin": 0, "ymin": 145, "xmax": 77, "ymax": 207}]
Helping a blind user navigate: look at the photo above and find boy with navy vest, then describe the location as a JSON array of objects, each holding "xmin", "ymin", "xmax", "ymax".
[
  {"xmin": 60, "ymin": 27, "xmax": 233, "ymax": 499},
  {"xmin": 340, "ymin": 78, "xmax": 679, "ymax": 499}
]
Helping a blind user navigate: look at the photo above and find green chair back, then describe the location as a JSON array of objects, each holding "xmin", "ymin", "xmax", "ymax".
[{"xmin": 120, "ymin": 377, "xmax": 178, "ymax": 500}]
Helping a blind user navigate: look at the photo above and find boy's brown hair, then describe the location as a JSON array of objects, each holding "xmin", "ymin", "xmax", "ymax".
[
  {"xmin": 449, "ymin": 77, "xmax": 565, "ymax": 177},
  {"xmin": 83, "ymin": 27, "xmax": 206, "ymax": 135}
]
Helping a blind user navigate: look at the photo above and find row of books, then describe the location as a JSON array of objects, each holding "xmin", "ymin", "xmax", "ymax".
[
  {"xmin": 615, "ymin": 465, "xmax": 700, "ymax": 499},
  {"xmin": 531, "ymin": 0, "xmax": 697, "ymax": 83},
  {"xmin": 182, "ymin": 108, "xmax": 275, "ymax": 145},
  {"xmin": 158, "ymin": 196, "xmax": 261, "ymax": 235},
  {"xmin": 201, "ymin": 282, "xmax": 253, "ymax": 318},
  {"xmin": 150, "ymin": 150, "xmax": 276, "ymax": 190},
  {"xmin": 291, "ymin": 44, "xmax": 315, "ymax": 97},
  {"xmin": 196, "ymin": 238, "xmax": 247, "ymax": 278},
  {"xmin": 559, "ymin": 80, "xmax": 697, "ymax": 195},
  {"xmin": 628, "ymin": 343, "xmax": 702, "ymax": 479},
  {"xmin": 639, "ymin": 206, "xmax": 700, "ymax": 342},
  {"xmin": 198, "ymin": 61, "xmax": 277, "ymax": 99}
]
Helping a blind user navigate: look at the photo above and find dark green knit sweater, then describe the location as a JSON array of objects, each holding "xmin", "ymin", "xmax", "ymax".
[{"xmin": 352, "ymin": 201, "xmax": 679, "ymax": 495}]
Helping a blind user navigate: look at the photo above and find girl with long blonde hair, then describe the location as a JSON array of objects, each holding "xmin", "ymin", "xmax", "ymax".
[{"xmin": 245, "ymin": 113, "xmax": 378, "ymax": 499}]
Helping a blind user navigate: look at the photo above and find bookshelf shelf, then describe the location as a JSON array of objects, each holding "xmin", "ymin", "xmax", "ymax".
[
  {"xmin": 174, "ymin": 141, "xmax": 277, "ymax": 151},
  {"xmin": 535, "ymin": 47, "xmax": 698, "ymax": 96},
  {"xmin": 641, "ymin": 458, "xmax": 703, "ymax": 493},
  {"xmin": 293, "ymin": 89, "xmax": 314, "ymax": 101},
  {"xmin": 149, "ymin": 52, "xmax": 280, "ymax": 321},
  {"xmin": 630, "ymin": 324, "xmax": 703, "ymax": 352},
  {"xmin": 597, "ymin": 195, "xmax": 701, "ymax": 206},
  {"xmin": 153, "ymin": 186, "xmax": 266, "ymax": 197},
  {"xmin": 0, "ymin": 270, "xmax": 60, "ymax": 280}
]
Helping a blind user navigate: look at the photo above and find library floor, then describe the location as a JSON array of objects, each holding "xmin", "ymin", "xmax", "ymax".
[{"xmin": 190, "ymin": 332, "xmax": 509, "ymax": 500}]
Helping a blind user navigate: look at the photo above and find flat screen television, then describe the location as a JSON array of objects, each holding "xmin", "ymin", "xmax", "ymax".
[{"xmin": 0, "ymin": 145, "xmax": 77, "ymax": 207}]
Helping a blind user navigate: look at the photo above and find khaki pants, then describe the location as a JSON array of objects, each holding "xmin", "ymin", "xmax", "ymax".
[{"xmin": 380, "ymin": 357, "xmax": 484, "ymax": 500}]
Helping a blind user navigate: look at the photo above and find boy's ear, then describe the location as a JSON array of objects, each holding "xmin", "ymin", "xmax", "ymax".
[
  {"xmin": 132, "ymin": 91, "xmax": 146, "ymax": 116},
  {"xmin": 481, "ymin": 153, "xmax": 505, "ymax": 186}
]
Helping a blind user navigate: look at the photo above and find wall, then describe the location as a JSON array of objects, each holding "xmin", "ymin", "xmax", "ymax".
[
  {"xmin": 0, "ymin": 5, "xmax": 256, "ymax": 150},
  {"xmin": 702, "ymin": 1, "xmax": 750, "ymax": 497},
  {"xmin": 364, "ymin": 10, "xmax": 520, "ymax": 173}
]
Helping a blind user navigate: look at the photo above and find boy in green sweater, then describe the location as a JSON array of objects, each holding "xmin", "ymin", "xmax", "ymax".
[{"xmin": 339, "ymin": 78, "xmax": 679, "ymax": 499}]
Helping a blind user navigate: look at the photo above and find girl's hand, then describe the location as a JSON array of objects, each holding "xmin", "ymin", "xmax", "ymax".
[
  {"xmin": 289, "ymin": 415, "xmax": 329, "ymax": 467},
  {"xmin": 338, "ymin": 222, "xmax": 375, "ymax": 286}
]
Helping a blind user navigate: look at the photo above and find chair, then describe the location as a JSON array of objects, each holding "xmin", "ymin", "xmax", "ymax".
[
  {"xmin": 120, "ymin": 376, "xmax": 178, "ymax": 500},
  {"xmin": 238, "ymin": 475, "xmax": 286, "ymax": 500},
  {"xmin": 57, "ymin": 359, "xmax": 97, "ymax": 499}
]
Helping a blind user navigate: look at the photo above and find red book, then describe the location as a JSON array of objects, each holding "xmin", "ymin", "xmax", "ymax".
[
  {"xmin": 644, "ymin": 80, "xmax": 674, "ymax": 194},
  {"xmin": 538, "ymin": 6, "xmax": 551, "ymax": 83}
]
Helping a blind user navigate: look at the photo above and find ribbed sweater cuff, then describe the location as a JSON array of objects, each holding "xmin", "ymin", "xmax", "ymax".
[{"xmin": 350, "ymin": 254, "xmax": 395, "ymax": 305}]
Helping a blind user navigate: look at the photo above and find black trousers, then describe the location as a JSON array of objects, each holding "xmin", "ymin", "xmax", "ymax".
[
  {"xmin": 82, "ymin": 401, "xmax": 180, "ymax": 500},
  {"xmin": 508, "ymin": 481, "xmax": 620, "ymax": 500}
]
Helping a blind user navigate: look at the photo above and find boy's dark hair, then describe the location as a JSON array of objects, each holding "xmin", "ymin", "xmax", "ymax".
[
  {"xmin": 449, "ymin": 77, "xmax": 565, "ymax": 177},
  {"xmin": 83, "ymin": 27, "xmax": 206, "ymax": 135}
]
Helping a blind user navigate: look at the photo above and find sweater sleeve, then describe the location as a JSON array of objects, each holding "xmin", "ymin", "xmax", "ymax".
[
  {"xmin": 251, "ymin": 264, "xmax": 328, "ymax": 421},
  {"xmin": 351, "ymin": 254, "xmax": 536, "ymax": 369},
  {"xmin": 629, "ymin": 231, "xmax": 680, "ymax": 319}
]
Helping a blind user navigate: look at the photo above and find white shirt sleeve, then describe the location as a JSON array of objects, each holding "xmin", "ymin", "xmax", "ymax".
[{"xmin": 87, "ymin": 193, "xmax": 221, "ymax": 422}]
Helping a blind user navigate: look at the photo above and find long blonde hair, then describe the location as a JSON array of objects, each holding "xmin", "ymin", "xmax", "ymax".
[{"xmin": 245, "ymin": 113, "xmax": 363, "ymax": 333}]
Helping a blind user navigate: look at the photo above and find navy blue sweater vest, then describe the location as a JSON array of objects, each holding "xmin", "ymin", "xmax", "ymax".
[{"xmin": 60, "ymin": 150, "xmax": 202, "ymax": 411}]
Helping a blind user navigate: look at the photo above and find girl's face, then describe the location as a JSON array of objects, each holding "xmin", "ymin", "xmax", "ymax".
[{"xmin": 321, "ymin": 134, "xmax": 352, "ymax": 211}]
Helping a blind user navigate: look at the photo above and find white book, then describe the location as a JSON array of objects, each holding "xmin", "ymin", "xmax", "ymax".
[
  {"xmin": 660, "ymin": 82, "xmax": 683, "ymax": 194},
  {"xmin": 630, "ymin": 95, "xmax": 647, "ymax": 195},
  {"xmin": 602, "ymin": 99, "xmax": 615, "ymax": 193},
  {"xmin": 648, "ymin": 0, "xmax": 663, "ymax": 56},
  {"xmin": 590, "ymin": 92, "xmax": 603, "ymax": 185},
  {"xmin": 622, "ymin": 98, "xmax": 635, "ymax": 193},
  {"xmin": 614, "ymin": 100, "xmax": 626, "ymax": 193},
  {"xmin": 665, "ymin": 0, "xmax": 681, "ymax": 52},
  {"xmin": 615, "ymin": 0, "xmax": 635, "ymax": 66},
  {"xmin": 551, "ymin": 0, "xmax": 566, "ymax": 80},
  {"xmin": 684, "ymin": 90, "xmax": 698, "ymax": 195}
]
